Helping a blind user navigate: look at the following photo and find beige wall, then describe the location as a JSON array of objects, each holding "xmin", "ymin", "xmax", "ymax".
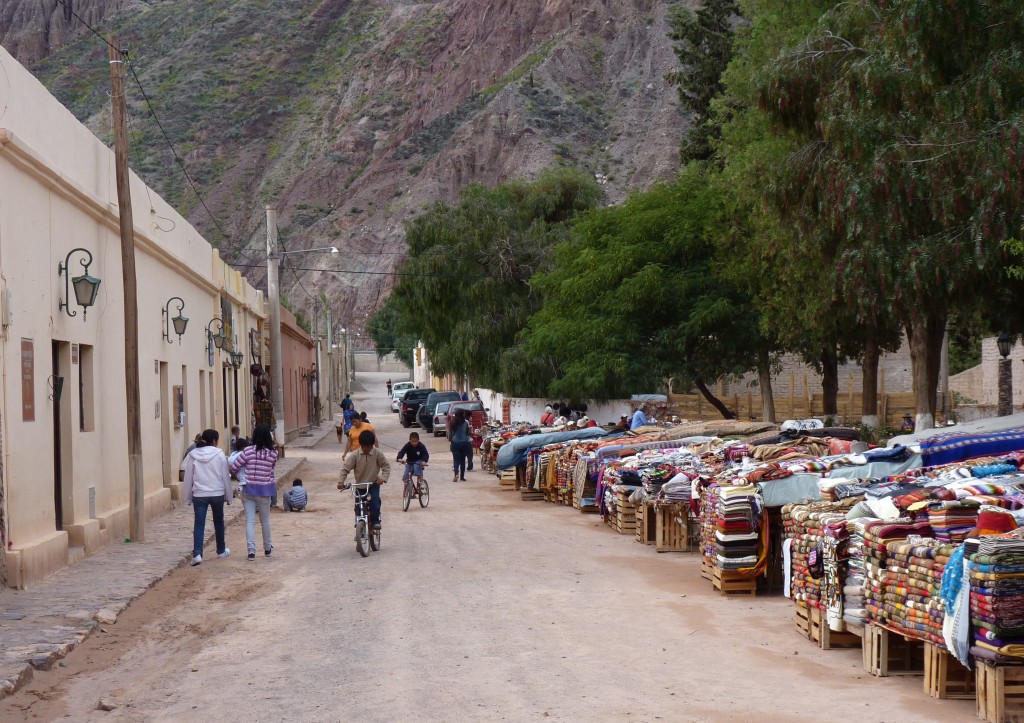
[
  {"xmin": 0, "ymin": 46, "xmax": 265, "ymax": 587},
  {"xmin": 280, "ymin": 307, "xmax": 315, "ymax": 439}
]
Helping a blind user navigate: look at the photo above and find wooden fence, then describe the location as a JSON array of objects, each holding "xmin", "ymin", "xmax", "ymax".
[{"xmin": 669, "ymin": 371, "xmax": 923, "ymax": 429}]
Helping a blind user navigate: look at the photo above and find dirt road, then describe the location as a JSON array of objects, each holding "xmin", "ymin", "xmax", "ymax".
[{"xmin": 1, "ymin": 373, "xmax": 972, "ymax": 722}]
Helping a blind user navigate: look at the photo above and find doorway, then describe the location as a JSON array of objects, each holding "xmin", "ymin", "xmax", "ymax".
[
  {"xmin": 160, "ymin": 362, "xmax": 171, "ymax": 486},
  {"xmin": 52, "ymin": 342, "xmax": 62, "ymax": 530}
]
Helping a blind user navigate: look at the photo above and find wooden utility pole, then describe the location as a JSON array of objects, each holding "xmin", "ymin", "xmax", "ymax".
[{"xmin": 109, "ymin": 37, "xmax": 145, "ymax": 541}]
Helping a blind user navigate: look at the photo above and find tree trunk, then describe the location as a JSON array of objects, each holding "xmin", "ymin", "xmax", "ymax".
[
  {"xmin": 905, "ymin": 311, "xmax": 948, "ymax": 431},
  {"xmin": 757, "ymin": 349, "xmax": 776, "ymax": 423},
  {"xmin": 694, "ymin": 378, "xmax": 736, "ymax": 419},
  {"xmin": 861, "ymin": 334, "xmax": 880, "ymax": 429},
  {"xmin": 820, "ymin": 345, "xmax": 839, "ymax": 418}
]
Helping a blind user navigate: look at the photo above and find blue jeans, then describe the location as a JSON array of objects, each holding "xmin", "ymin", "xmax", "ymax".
[
  {"xmin": 192, "ymin": 495, "xmax": 226, "ymax": 558},
  {"xmin": 354, "ymin": 484, "xmax": 382, "ymax": 526},
  {"xmin": 451, "ymin": 441, "xmax": 472, "ymax": 479}
]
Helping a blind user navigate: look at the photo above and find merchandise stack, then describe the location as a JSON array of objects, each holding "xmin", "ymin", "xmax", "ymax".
[
  {"xmin": 843, "ymin": 519, "xmax": 869, "ymax": 627},
  {"xmin": 863, "ymin": 520, "xmax": 934, "ymax": 628},
  {"xmin": 927, "ymin": 502, "xmax": 981, "ymax": 542},
  {"xmin": 968, "ymin": 534, "xmax": 1024, "ymax": 663},
  {"xmin": 880, "ymin": 539, "xmax": 952, "ymax": 645},
  {"xmin": 711, "ymin": 484, "xmax": 763, "ymax": 571}
]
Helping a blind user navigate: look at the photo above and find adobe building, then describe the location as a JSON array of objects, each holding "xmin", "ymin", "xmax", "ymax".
[{"xmin": 0, "ymin": 46, "xmax": 268, "ymax": 587}]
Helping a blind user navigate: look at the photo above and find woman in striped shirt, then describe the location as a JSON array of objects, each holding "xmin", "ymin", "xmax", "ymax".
[{"xmin": 230, "ymin": 424, "xmax": 278, "ymax": 560}]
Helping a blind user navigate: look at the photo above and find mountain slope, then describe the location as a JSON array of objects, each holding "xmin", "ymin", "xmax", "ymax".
[{"xmin": 2, "ymin": 0, "xmax": 688, "ymax": 334}]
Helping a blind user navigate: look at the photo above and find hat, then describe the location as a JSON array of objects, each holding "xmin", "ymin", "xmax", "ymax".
[
  {"xmin": 576, "ymin": 417, "xmax": 589, "ymax": 428},
  {"xmin": 903, "ymin": 413, "xmax": 912, "ymax": 419},
  {"xmin": 968, "ymin": 509, "xmax": 1017, "ymax": 538}
]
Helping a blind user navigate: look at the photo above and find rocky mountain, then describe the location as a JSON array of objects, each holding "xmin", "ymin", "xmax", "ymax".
[{"xmin": 1, "ymin": 0, "xmax": 688, "ymax": 336}]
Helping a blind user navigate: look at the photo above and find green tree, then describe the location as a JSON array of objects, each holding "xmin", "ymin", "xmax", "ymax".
[
  {"xmin": 666, "ymin": 0, "xmax": 741, "ymax": 163},
  {"xmin": 388, "ymin": 167, "xmax": 602, "ymax": 393},
  {"xmin": 521, "ymin": 167, "xmax": 762, "ymax": 415},
  {"xmin": 758, "ymin": 0, "xmax": 1024, "ymax": 428},
  {"xmin": 366, "ymin": 296, "xmax": 417, "ymax": 368}
]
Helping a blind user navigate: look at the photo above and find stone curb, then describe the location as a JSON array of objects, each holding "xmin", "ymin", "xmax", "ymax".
[{"xmin": 0, "ymin": 453, "xmax": 312, "ymax": 699}]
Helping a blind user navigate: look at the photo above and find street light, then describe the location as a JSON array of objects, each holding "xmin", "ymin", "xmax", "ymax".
[
  {"xmin": 998, "ymin": 332, "xmax": 1014, "ymax": 416},
  {"xmin": 266, "ymin": 207, "xmax": 341, "ymax": 447},
  {"xmin": 58, "ymin": 247, "xmax": 102, "ymax": 319},
  {"xmin": 162, "ymin": 296, "xmax": 189, "ymax": 344},
  {"xmin": 206, "ymin": 317, "xmax": 226, "ymax": 359}
]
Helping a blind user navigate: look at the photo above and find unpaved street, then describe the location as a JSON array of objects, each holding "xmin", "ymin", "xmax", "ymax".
[{"xmin": 1, "ymin": 373, "xmax": 972, "ymax": 722}]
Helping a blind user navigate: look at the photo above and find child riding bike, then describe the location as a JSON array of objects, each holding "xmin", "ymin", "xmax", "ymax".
[
  {"xmin": 396, "ymin": 431, "xmax": 430, "ymax": 492},
  {"xmin": 337, "ymin": 430, "xmax": 390, "ymax": 530}
]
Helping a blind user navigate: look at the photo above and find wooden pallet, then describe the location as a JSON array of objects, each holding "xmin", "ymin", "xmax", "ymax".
[
  {"xmin": 636, "ymin": 501, "xmax": 655, "ymax": 545},
  {"xmin": 655, "ymin": 506, "xmax": 689, "ymax": 552},
  {"xmin": 711, "ymin": 566, "xmax": 757, "ymax": 596},
  {"xmin": 863, "ymin": 624, "xmax": 925, "ymax": 677},
  {"xmin": 498, "ymin": 469, "xmax": 516, "ymax": 491},
  {"xmin": 923, "ymin": 643, "xmax": 974, "ymax": 700},
  {"xmin": 794, "ymin": 605, "xmax": 812, "ymax": 640},
  {"xmin": 700, "ymin": 558, "xmax": 712, "ymax": 581},
  {"xmin": 977, "ymin": 662, "xmax": 1024, "ymax": 722},
  {"xmin": 809, "ymin": 608, "xmax": 861, "ymax": 650},
  {"xmin": 542, "ymin": 486, "xmax": 557, "ymax": 503},
  {"xmin": 520, "ymin": 489, "xmax": 544, "ymax": 501}
]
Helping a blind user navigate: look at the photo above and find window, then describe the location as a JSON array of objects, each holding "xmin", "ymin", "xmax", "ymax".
[{"xmin": 79, "ymin": 344, "xmax": 95, "ymax": 432}]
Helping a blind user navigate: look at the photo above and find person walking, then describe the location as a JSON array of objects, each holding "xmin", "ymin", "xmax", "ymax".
[
  {"xmin": 230, "ymin": 424, "xmax": 279, "ymax": 560},
  {"xmin": 344, "ymin": 414, "xmax": 377, "ymax": 461},
  {"xmin": 449, "ymin": 409, "xmax": 472, "ymax": 482},
  {"xmin": 183, "ymin": 428, "xmax": 232, "ymax": 566},
  {"xmin": 386, "ymin": 378, "xmax": 393, "ymax": 397}
]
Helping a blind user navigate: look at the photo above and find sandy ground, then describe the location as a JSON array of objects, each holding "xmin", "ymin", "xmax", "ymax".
[{"xmin": 0, "ymin": 372, "xmax": 974, "ymax": 722}]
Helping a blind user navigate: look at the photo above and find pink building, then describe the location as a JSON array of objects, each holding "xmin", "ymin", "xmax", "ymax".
[{"xmin": 279, "ymin": 308, "xmax": 317, "ymax": 441}]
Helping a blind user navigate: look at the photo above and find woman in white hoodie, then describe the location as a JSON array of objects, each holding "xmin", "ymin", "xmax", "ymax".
[{"xmin": 183, "ymin": 428, "xmax": 232, "ymax": 566}]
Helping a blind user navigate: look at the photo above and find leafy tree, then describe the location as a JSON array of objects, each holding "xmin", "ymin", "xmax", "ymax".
[
  {"xmin": 521, "ymin": 167, "xmax": 763, "ymax": 415},
  {"xmin": 366, "ymin": 296, "xmax": 417, "ymax": 367},
  {"xmin": 757, "ymin": 0, "xmax": 1024, "ymax": 428},
  {"xmin": 666, "ymin": 0, "xmax": 741, "ymax": 163},
  {"xmin": 388, "ymin": 167, "xmax": 601, "ymax": 393}
]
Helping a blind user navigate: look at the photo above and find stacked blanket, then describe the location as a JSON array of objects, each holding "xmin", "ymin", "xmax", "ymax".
[
  {"xmin": 863, "ymin": 520, "xmax": 934, "ymax": 628},
  {"xmin": 927, "ymin": 503, "xmax": 980, "ymax": 542},
  {"xmin": 781, "ymin": 499, "xmax": 858, "ymax": 612},
  {"xmin": 880, "ymin": 540, "xmax": 952, "ymax": 645},
  {"xmin": 712, "ymin": 484, "xmax": 762, "ymax": 570},
  {"xmin": 968, "ymin": 535, "xmax": 1024, "ymax": 661},
  {"xmin": 844, "ymin": 519, "xmax": 869, "ymax": 627}
]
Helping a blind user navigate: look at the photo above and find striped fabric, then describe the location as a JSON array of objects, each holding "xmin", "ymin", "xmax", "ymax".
[{"xmin": 231, "ymin": 447, "xmax": 278, "ymax": 497}]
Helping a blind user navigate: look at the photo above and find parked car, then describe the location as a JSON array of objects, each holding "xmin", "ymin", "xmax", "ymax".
[
  {"xmin": 392, "ymin": 380, "xmax": 415, "ymax": 396},
  {"xmin": 418, "ymin": 391, "xmax": 462, "ymax": 433},
  {"xmin": 447, "ymin": 400, "xmax": 487, "ymax": 435},
  {"xmin": 432, "ymin": 401, "xmax": 455, "ymax": 437},
  {"xmin": 400, "ymin": 388, "xmax": 436, "ymax": 427},
  {"xmin": 391, "ymin": 386, "xmax": 414, "ymax": 413}
]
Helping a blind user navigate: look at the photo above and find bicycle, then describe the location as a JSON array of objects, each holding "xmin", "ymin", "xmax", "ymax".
[
  {"xmin": 402, "ymin": 462, "xmax": 430, "ymax": 511},
  {"xmin": 345, "ymin": 482, "xmax": 381, "ymax": 557}
]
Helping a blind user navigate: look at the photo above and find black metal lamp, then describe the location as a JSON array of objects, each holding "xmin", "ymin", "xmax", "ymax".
[
  {"xmin": 206, "ymin": 317, "xmax": 226, "ymax": 351},
  {"xmin": 229, "ymin": 349, "xmax": 244, "ymax": 369},
  {"xmin": 58, "ymin": 248, "xmax": 101, "ymax": 319},
  {"xmin": 162, "ymin": 296, "xmax": 189, "ymax": 344},
  {"xmin": 999, "ymin": 332, "xmax": 1012, "ymax": 359}
]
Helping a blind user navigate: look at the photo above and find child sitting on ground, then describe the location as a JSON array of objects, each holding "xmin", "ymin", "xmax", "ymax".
[{"xmin": 283, "ymin": 478, "xmax": 308, "ymax": 512}]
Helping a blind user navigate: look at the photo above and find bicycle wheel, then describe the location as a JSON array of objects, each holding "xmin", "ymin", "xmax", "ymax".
[
  {"xmin": 355, "ymin": 519, "xmax": 369, "ymax": 557},
  {"xmin": 403, "ymin": 480, "xmax": 412, "ymax": 511},
  {"xmin": 419, "ymin": 478, "xmax": 430, "ymax": 508},
  {"xmin": 370, "ymin": 525, "xmax": 381, "ymax": 551}
]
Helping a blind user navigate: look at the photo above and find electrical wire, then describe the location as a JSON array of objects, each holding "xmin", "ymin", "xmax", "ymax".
[
  {"xmin": 54, "ymin": 0, "xmax": 120, "ymax": 53},
  {"xmin": 231, "ymin": 263, "xmax": 464, "ymax": 279}
]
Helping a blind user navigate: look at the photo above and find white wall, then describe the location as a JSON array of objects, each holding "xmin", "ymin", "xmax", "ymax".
[{"xmin": 0, "ymin": 46, "xmax": 265, "ymax": 587}]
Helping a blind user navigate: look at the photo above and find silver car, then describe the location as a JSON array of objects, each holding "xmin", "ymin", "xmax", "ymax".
[{"xmin": 433, "ymin": 401, "xmax": 455, "ymax": 437}]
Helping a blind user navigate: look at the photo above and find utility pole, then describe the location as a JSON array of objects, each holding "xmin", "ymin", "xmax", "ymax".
[
  {"xmin": 109, "ymin": 37, "xmax": 145, "ymax": 541},
  {"xmin": 266, "ymin": 207, "xmax": 286, "ymax": 449},
  {"xmin": 325, "ymin": 304, "xmax": 334, "ymax": 421}
]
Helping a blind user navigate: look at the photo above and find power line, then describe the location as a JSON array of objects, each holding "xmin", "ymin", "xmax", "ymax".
[
  {"xmin": 231, "ymin": 263, "xmax": 463, "ymax": 279},
  {"xmin": 55, "ymin": 0, "xmax": 119, "ymax": 53}
]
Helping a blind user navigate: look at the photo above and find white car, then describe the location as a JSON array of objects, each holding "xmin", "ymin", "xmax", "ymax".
[
  {"xmin": 433, "ymin": 401, "xmax": 455, "ymax": 436},
  {"xmin": 391, "ymin": 385, "xmax": 415, "ymax": 412}
]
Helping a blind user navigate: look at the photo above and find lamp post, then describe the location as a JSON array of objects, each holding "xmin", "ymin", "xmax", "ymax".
[
  {"xmin": 266, "ymin": 205, "xmax": 338, "ymax": 447},
  {"xmin": 206, "ymin": 317, "xmax": 227, "ymax": 362},
  {"xmin": 998, "ymin": 333, "xmax": 1013, "ymax": 416}
]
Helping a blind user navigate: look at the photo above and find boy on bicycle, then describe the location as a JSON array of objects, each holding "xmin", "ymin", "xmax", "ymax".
[
  {"xmin": 337, "ymin": 430, "xmax": 390, "ymax": 530},
  {"xmin": 396, "ymin": 432, "xmax": 430, "ymax": 489}
]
